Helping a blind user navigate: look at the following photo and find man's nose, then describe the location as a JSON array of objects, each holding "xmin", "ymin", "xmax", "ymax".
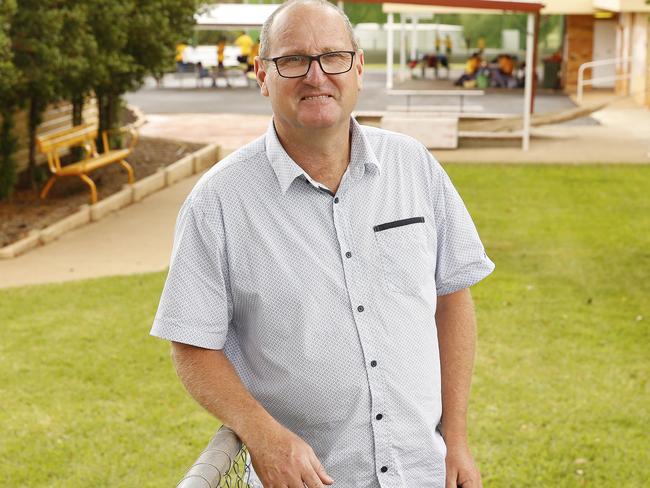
[{"xmin": 303, "ymin": 58, "xmax": 327, "ymax": 83}]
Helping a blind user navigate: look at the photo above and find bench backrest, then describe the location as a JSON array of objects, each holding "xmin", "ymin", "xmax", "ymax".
[
  {"xmin": 37, "ymin": 123, "xmax": 98, "ymax": 152},
  {"xmin": 36, "ymin": 124, "xmax": 100, "ymax": 172}
]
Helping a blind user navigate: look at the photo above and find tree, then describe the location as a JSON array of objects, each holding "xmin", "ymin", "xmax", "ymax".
[
  {"xmin": 10, "ymin": 0, "xmax": 64, "ymax": 188},
  {"xmin": 86, "ymin": 0, "xmax": 134, "ymax": 145},
  {"xmin": 58, "ymin": 1, "xmax": 98, "ymax": 127},
  {"xmin": 127, "ymin": 0, "xmax": 198, "ymax": 83},
  {"xmin": 343, "ymin": 3, "xmax": 387, "ymax": 25},
  {"xmin": 88, "ymin": 0, "xmax": 199, "ymax": 147},
  {"xmin": 434, "ymin": 12, "xmax": 562, "ymax": 52},
  {"xmin": 0, "ymin": 0, "xmax": 19, "ymax": 200}
]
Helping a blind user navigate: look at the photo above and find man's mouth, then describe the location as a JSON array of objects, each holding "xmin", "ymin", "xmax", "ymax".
[{"xmin": 301, "ymin": 94, "xmax": 332, "ymax": 101}]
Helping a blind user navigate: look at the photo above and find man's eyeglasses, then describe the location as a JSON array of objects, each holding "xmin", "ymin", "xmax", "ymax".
[{"xmin": 262, "ymin": 50, "xmax": 356, "ymax": 78}]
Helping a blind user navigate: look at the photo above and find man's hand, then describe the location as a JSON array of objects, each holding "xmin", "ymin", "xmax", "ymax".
[
  {"xmin": 445, "ymin": 439, "xmax": 482, "ymax": 488},
  {"xmin": 170, "ymin": 344, "xmax": 333, "ymax": 486},
  {"xmin": 246, "ymin": 422, "xmax": 334, "ymax": 488}
]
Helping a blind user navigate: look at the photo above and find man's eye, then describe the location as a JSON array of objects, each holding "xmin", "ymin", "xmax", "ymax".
[{"xmin": 323, "ymin": 53, "xmax": 345, "ymax": 60}]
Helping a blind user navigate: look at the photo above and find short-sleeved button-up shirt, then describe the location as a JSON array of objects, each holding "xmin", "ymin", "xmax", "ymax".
[{"xmin": 151, "ymin": 118, "xmax": 494, "ymax": 488}]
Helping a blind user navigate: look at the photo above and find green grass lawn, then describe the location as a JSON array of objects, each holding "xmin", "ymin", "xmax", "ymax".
[{"xmin": 1, "ymin": 164, "xmax": 648, "ymax": 487}]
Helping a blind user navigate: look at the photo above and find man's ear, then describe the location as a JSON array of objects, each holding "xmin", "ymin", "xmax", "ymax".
[
  {"xmin": 356, "ymin": 49, "xmax": 364, "ymax": 91},
  {"xmin": 254, "ymin": 57, "xmax": 270, "ymax": 97}
]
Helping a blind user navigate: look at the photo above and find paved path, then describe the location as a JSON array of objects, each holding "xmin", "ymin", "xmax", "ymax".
[
  {"xmin": 1, "ymin": 93, "xmax": 649, "ymax": 289},
  {"xmin": 0, "ymin": 174, "xmax": 201, "ymax": 289},
  {"xmin": 127, "ymin": 69, "xmax": 596, "ymax": 123}
]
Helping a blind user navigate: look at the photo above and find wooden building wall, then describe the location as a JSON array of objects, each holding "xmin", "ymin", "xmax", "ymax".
[{"xmin": 563, "ymin": 15, "xmax": 595, "ymax": 92}]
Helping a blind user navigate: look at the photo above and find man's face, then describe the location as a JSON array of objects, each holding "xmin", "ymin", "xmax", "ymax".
[{"xmin": 255, "ymin": 5, "xmax": 364, "ymax": 133}]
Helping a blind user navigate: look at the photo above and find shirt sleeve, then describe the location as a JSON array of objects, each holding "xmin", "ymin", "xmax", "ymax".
[
  {"xmin": 150, "ymin": 195, "xmax": 232, "ymax": 349},
  {"xmin": 428, "ymin": 154, "xmax": 495, "ymax": 296}
]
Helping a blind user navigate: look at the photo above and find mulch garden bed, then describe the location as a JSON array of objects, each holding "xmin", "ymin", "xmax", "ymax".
[{"xmin": 0, "ymin": 137, "xmax": 205, "ymax": 248}]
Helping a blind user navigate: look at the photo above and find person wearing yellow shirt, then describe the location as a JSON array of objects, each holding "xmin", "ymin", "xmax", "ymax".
[
  {"xmin": 214, "ymin": 38, "xmax": 231, "ymax": 88},
  {"xmin": 492, "ymin": 54, "xmax": 516, "ymax": 88},
  {"xmin": 175, "ymin": 43, "xmax": 187, "ymax": 71},
  {"xmin": 454, "ymin": 52, "xmax": 481, "ymax": 86},
  {"xmin": 235, "ymin": 32, "xmax": 254, "ymax": 65},
  {"xmin": 477, "ymin": 37, "xmax": 485, "ymax": 54},
  {"xmin": 247, "ymin": 39, "xmax": 260, "ymax": 73},
  {"xmin": 217, "ymin": 39, "xmax": 226, "ymax": 68},
  {"xmin": 445, "ymin": 34, "xmax": 453, "ymax": 57},
  {"xmin": 466, "ymin": 55, "xmax": 480, "ymax": 75}
]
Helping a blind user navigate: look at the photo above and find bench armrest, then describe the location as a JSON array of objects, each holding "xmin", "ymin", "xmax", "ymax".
[{"xmin": 101, "ymin": 125, "xmax": 139, "ymax": 152}]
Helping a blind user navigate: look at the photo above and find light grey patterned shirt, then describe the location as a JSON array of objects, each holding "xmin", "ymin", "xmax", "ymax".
[{"xmin": 151, "ymin": 118, "xmax": 494, "ymax": 488}]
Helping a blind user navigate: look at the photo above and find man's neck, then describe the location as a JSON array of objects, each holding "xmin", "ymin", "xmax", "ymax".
[{"xmin": 274, "ymin": 120, "xmax": 351, "ymax": 194}]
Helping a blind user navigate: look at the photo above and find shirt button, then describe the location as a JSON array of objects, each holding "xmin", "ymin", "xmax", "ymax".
[
  {"xmin": 334, "ymin": 197, "xmax": 339, "ymax": 204},
  {"xmin": 357, "ymin": 305, "xmax": 364, "ymax": 312},
  {"xmin": 345, "ymin": 251, "xmax": 352, "ymax": 258},
  {"xmin": 375, "ymin": 413, "xmax": 383, "ymax": 420},
  {"xmin": 370, "ymin": 360, "xmax": 377, "ymax": 367},
  {"xmin": 380, "ymin": 466, "xmax": 388, "ymax": 473}
]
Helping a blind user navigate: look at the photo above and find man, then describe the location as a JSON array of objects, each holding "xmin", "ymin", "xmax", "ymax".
[{"xmin": 151, "ymin": 1, "xmax": 494, "ymax": 487}]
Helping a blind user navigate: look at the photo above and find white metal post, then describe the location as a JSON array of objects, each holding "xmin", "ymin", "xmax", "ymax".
[
  {"xmin": 623, "ymin": 15, "xmax": 631, "ymax": 96},
  {"xmin": 410, "ymin": 16, "xmax": 418, "ymax": 62},
  {"xmin": 399, "ymin": 16, "xmax": 406, "ymax": 81},
  {"xmin": 522, "ymin": 13, "xmax": 534, "ymax": 151},
  {"xmin": 386, "ymin": 13, "xmax": 394, "ymax": 89}
]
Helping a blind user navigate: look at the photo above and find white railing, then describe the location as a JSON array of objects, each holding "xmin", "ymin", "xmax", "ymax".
[{"xmin": 577, "ymin": 56, "xmax": 638, "ymax": 104}]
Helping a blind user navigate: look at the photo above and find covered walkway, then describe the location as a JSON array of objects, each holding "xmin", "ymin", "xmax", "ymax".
[{"xmin": 350, "ymin": 0, "xmax": 544, "ymax": 149}]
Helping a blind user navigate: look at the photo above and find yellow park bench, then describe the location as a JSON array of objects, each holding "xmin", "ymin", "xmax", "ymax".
[{"xmin": 37, "ymin": 123, "xmax": 138, "ymax": 204}]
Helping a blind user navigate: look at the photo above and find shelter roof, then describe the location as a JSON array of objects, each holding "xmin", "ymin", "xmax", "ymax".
[
  {"xmin": 539, "ymin": 0, "xmax": 594, "ymax": 14},
  {"xmin": 594, "ymin": 0, "xmax": 650, "ymax": 12},
  {"xmin": 194, "ymin": 3, "xmax": 281, "ymax": 30},
  {"xmin": 378, "ymin": 0, "xmax": 544, "ymax": 14}
]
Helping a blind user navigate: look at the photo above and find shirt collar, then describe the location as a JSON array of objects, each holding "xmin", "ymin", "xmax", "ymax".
[{"xmin": 265, "ymin": 117, "xmax": 382, "ymax": 194}]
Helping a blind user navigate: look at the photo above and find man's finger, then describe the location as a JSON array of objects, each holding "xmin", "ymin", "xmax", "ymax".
[
  {"xmin": 302, "ymin": 468, "xmax": 325, "ymax": 488},
  {"xmin": 445, "ymin": 467, "xmax": 458, "ymax": 488},
  {"xmin": 310, "ymin": 456, "xmax": 334, "ymax": 485}
]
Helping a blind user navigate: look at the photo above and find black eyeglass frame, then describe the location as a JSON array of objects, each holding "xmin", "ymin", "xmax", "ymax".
[{"xmin": 261, "ymin": 50, "xmax": 357, "ymax": 79}]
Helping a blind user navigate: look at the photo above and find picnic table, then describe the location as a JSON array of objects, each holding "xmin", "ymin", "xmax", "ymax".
[{"xmin": 387, "ymin": 89, "xmax": 485, "ymax": 113}]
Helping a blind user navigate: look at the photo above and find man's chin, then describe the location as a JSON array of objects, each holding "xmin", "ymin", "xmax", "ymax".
[{"xmin": 296, "ymin": 113, "xmax": 345, "ymax": 131}]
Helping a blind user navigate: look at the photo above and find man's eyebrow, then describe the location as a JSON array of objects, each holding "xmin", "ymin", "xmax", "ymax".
[{"xmin": 275, "ymin": 47, "xmax": 350, "ymax": 56}]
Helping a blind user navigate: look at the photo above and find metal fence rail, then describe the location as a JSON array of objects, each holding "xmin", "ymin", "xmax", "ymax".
[
  {"xmin": 577, "ymin": 56, "xmax": 640, "ymax": 104},
  {"xmin": 177, "ymin": 426, "xmax": 252, "ymax": 488}
]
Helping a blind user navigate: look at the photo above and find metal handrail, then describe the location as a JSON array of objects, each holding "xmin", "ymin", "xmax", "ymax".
[{"xmin": 577, "ymin": 56, "xmax": 639, "ymax": 104}]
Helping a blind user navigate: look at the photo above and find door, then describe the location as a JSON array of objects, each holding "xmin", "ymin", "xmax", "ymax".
[{"xmin": 592, "ymin": 19, "xmax": 617, "ymax": 88}]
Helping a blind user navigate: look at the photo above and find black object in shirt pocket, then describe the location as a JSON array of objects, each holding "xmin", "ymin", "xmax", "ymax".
[{"xmin": 373, "ymin": 217, "xmax": 433, "ymax": 294}]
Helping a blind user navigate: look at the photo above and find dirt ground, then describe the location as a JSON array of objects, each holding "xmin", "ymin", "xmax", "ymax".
[{"xmin": 0, "ymin": 137, "xmax": 204, "ymax": 248}]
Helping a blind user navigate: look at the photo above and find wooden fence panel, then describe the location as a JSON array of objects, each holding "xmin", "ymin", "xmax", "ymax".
[{"xmin": 2, "ymin": 98, "xmax": 98, "ymax": 173}]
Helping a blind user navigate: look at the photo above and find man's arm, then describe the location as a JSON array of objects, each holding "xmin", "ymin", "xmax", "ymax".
[
  {"xmin": 171, "ymin": 342, "xmax": 333, "ymax": 488},
  {"xmin": 435, "ymin": 288, "xmax": 483, "ymax": 488}
]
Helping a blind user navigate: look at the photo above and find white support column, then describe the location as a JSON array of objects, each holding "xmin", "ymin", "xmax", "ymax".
[
  {"xmin": 399, "ymin": 16, "xmax": 406, "ymax": 81},
  {"xmin": 522, "ymin": 13, "xmax": 535, "ymax": 151},
  {"xmin": 410, "ymin": 16, "xmax": 418, "ymax": 62},
  {"xmin": 622, "ymin": 14, "xmax": 631, "ymax": 95},
  {"xmin": 386, "ymin": 13, "xmax": 394, "ymax": 90}
]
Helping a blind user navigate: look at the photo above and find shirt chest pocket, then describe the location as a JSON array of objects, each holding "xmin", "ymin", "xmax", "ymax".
[{"xmin": 373, "ymin": 217, "xmax": 435, "ymax": 294}]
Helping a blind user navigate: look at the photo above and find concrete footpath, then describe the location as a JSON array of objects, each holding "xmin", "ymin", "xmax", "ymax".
[
  {"xmin": 0, "ymin": 173, "xmax": 201, "ymax": 289},
  {"xmin": 1, "ymin": 99, "xmax": 649, "ymax": 289}
]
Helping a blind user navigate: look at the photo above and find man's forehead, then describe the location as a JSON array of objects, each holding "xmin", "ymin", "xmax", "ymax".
[{"xmin": 270, "ymin": 4, "xmax": 350, "ymax": 53}]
